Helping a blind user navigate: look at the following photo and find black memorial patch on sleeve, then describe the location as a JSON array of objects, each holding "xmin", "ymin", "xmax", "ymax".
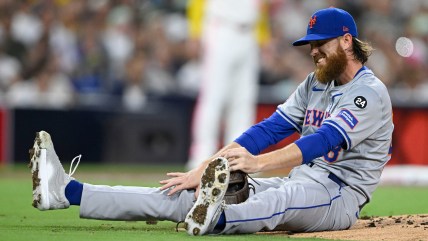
[{"xmin": 354, "ymin": 96, "xmax": 367, "ymax": 109}]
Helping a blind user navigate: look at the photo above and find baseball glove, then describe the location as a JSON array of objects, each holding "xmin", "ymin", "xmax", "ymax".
[{"xmin": 223, "ymin": 170, "xmax": 252, "ymax": 204}]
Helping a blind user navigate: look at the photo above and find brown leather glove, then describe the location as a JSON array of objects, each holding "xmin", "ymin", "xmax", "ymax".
[{"xmin": 223, "ymin": 170, "xmax": 250, "ymax": 204}]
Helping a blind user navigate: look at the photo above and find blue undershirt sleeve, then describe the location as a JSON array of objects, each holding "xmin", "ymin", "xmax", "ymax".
[
  {"xmin": 234, "ymin": 111, "xmax": 298, "ymax": 155},
  {"xmin": 294, "ymin": 124, "xmax": 346, "ymax": 164}
]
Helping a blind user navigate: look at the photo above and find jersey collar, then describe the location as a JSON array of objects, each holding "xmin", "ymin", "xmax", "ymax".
[{"xmin": 354, "ymin": 65, "xmax": 368, "ymax": 78}]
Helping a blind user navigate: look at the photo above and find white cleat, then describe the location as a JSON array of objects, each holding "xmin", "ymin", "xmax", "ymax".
[
  {"xmin": 28, "ymin": 131, "xmax": 80, "ymax": 210},
  {"xmin": 184, "ymin": 157, "xmax": 230, "ymax": 235}
]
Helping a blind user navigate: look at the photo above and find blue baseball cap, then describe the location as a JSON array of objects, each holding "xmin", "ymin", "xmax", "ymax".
[{"xmin": 292, "ymin": 7, "xmax": 358, "ymax": 46}]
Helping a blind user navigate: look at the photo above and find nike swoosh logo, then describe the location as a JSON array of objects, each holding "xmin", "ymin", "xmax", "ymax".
[{"xmin": 312, "ymin": 86, "xmax": 325, "ymax": 91}]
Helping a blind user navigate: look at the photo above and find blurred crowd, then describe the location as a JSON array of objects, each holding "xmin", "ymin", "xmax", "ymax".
[{"xmin": 0, "ymin": 0, "xmax": 427, "ymax": 110}]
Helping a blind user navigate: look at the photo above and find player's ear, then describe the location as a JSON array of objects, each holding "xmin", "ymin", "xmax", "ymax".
[{"xmin": 340, "ymin": 33, "xmax": 353, "ymax": 49}]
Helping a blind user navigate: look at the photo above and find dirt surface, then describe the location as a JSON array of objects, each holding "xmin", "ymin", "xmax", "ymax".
[{"xmin": 259, "ymin": 214, "xmax": 428, "ymax": 241}]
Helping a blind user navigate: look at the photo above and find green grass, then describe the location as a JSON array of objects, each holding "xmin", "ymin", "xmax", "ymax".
[
  {"xmin": 1, "ymin": 165, "xmax": 427, "ymax": 241},
  {"xmin": 360, "ymin": 186, "xmax": 428, "ymax": 217}
]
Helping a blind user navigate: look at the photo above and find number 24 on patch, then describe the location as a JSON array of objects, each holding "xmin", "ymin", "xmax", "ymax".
[{"xmin": 354, "ymin": 96, "xmax": 367, "ymax": 109}]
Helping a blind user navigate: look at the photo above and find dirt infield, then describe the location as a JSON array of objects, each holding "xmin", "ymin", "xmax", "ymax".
[{"xmin": 259, "ymin": 214, "xmax": 428, "ymax": 241}]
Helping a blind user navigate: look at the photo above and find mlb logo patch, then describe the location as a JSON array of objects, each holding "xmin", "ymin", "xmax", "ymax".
[{"xmin": 337, "ymin": 109, "xmax": 358, "ymax": 129}]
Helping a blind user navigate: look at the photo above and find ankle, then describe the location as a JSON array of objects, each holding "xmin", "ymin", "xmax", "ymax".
[
  {"xmin": 214, "ymin": 212, "xmax": 226, "ymax": 231},
  {"xmin": 65, "ymin": 180, "xmax": 83, "ymax": 205}
]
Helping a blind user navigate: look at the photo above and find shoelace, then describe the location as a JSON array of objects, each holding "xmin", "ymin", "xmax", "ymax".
[
  {"xmin": 175, "ymin": 221, "xmax": 184, "ymax": 232},
  {"xmin": 68, "ymin": 154, "xmax": 82, "ymax": 177},
  {"xmin": 246, "ymin": 174, "xmax": 260, "ymax": 185},
  {"xmin": 246, "ymin": 174, "xmax": 259, "ymax": 195},
  {"xmin": 249, "ymin": 183, "xmax": 256, "ymax": 195}
]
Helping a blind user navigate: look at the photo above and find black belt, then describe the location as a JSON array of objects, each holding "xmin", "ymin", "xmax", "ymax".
[{"xmin": 307, "ymin": 162, "xmax": 348, "ymax": 187}]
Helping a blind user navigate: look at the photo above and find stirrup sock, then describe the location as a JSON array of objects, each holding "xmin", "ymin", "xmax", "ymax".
[
  {"xmin": 65, "ymin": 180, "xmax": 83, "ymax": 205},
  {"xmin": 214, "ymin": 212, "xmax": 226, "ymax": 231}
]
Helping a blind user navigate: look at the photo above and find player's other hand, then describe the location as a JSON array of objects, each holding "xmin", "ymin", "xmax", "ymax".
[
  {"xmin": 221, "ymin": 147, "xmax": 260, "ymax": 174},
  {"xmin": 159, "ymin": 167, "xmax": 203, "ymax": 196}
]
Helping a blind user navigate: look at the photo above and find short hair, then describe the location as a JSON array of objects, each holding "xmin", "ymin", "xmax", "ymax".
[{"xmin": 352, "ymin": 38, "xmax": 374, "ymax": 64}]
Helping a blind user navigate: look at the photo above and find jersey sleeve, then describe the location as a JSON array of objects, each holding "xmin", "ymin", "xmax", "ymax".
[
  {"xmin": 276, "ymin": 73, "xmax": 313, "ymax": 133},
  {"xmin": 323, "ymin": 85, "xmax": 385, "ymax": 150}
]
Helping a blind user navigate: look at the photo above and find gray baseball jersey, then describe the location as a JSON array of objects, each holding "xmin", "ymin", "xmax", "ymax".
[{"xmin": 278, "ymin": 67, "xmax": 393, "ymax": 207}]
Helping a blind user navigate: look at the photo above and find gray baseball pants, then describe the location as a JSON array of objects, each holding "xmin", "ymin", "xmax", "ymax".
[{"xmin": 80, "ymin": 165, "xmax": 360, "ymax": 233}]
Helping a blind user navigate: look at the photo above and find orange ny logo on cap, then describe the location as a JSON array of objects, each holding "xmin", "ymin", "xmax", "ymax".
[{"xmin": 309, "ymin": 15, "xmax": 317, "ymax": 29}]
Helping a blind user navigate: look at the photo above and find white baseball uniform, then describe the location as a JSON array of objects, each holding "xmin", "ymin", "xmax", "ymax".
[{"xmin": 187, "ymin": 0, "xmax": 261, "ymax": 169}]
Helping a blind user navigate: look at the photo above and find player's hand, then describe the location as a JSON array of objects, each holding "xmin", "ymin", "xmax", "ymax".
[
  {"xmin": 221, "ymin": 147, "xmax": 260, "ymax": 174},
  {"xmin": 159, "ymin": 168, "xmax": 203, "ymax": 196}
]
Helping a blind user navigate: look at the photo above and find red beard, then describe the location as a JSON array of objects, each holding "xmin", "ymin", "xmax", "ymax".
[{"xmin": 314, "ymin": 45, "xmax": 348, "ymax": 84}]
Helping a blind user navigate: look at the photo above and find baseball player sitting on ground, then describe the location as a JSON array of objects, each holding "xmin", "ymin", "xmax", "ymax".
[{"xmin": 29, "ymin": 7, "xmax": 393, "ymax": 236}]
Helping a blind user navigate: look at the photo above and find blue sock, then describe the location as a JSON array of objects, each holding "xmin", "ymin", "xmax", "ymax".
[
  {"xmin": 214, "ymin": 212, "xmax": 226, "ymax": 231},
  {"xmin": 65, "ymin": 180, "xmax": 83, "ymax": 205}
]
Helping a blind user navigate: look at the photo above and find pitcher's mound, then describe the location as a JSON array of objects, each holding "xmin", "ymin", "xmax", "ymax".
[{"xmin": 258, "ymin": 214, "xmax": 428, "ymax": 241}]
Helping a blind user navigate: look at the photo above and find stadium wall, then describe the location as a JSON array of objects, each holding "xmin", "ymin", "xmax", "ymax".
[{"xmin": 3, "ymin": 102, "xmax": 428, "ymax": 166}]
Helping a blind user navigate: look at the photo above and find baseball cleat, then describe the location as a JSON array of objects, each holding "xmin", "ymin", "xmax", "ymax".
[
  {"xmin": 184, "ymin": 157, "xmax": 230, "ymax": 235},
  {"xmin": 28, "ymin": 131, "xmax": 80, "ymax": 210}
]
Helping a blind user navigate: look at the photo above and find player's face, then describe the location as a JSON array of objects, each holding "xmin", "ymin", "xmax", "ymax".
[{"xmin": 310, "ymin": 38, "xmax": 348, "ymax": 84}]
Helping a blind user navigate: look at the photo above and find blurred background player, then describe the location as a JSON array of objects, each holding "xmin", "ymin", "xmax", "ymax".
[{"xmin": 186, "ymin": 0, "xmax": 271, "ymax": 170}]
